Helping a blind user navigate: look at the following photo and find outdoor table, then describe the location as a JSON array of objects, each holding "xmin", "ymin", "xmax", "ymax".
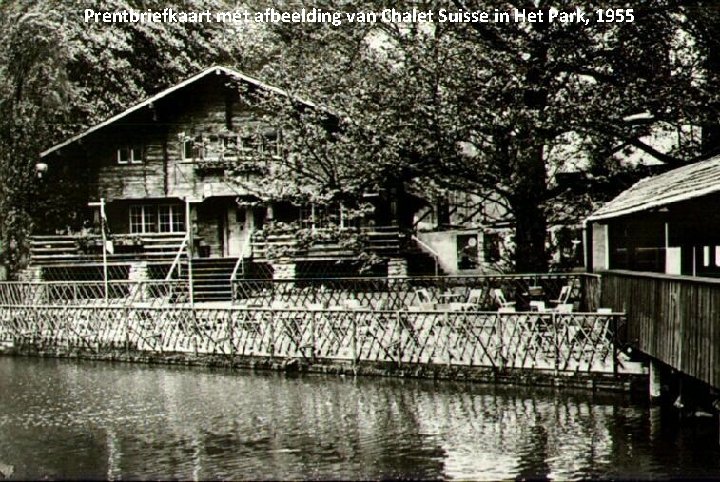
[{"xmin": 438, "ymin": 292, "xmax": 463, "ymax": 303}]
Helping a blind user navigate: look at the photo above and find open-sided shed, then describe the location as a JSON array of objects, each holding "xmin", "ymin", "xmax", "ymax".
[{"xmin": 587, "ymin": 156, "xmax": 720, "ymax": 277}]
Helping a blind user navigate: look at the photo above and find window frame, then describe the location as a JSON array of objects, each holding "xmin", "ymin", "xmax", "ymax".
[
  {"xmin": 129, "ymin": 204, "xmax": 185, "ymax": 234},
  {"xmin": 117, "ymin": 145, "xmax": 143, "ymax": 165}
]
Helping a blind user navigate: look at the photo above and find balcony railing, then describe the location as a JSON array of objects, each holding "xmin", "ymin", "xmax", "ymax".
[
  {"xmin": 29, "ymin": 233, "xmax": 188, "ymax": 265},
  {"xmin": 250, "ymin": 225, "xmax": 402, "ymax": 261},
  {"xmin": 599, "ymin": 269, "xmax": 720, "ymax": 389}
]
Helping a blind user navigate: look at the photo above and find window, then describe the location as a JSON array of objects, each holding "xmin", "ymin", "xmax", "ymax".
[
  {"xmin": 117, "ymin": 145, "xmax": 143, "ymax": 164},
  {"xmin": 159, "ymin": 205, "xmax": 185, "ymax": 233},
  {"xmin": 299, "ymin": 203, "xmax": 341, "ymax": 229},
  {"xmin": 239, "ymin": 131, "xmax": 261, "ymax": 154},
  {"xmin": 261, "ymin": 128, "xmax": 282, "ymax": 157},
  {"xmin": 130, "ymin": 205, "xmax": 185, "ymax": 234},
  {"xmin": 237, "ymin": 128, "xmax": 282, "ymax": 157},
  {"xmin": 183, "ymin": 128, "xmax": 283, "ymax": 160},
  {"xmin": 483, "ymin": 232, "xmax": 501, "ymax": 263},
  {"xmin": 183, "ymin": 136, "xmax": 203, "ymax": 160}
]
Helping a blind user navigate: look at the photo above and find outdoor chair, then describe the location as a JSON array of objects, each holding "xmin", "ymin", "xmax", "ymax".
[
  {"xmin": 549, "ymin": 284, "xmax": 573, "ymax": 308},
  {"xmin": 492, "ymin": 288, "xmax": 516, "ymax": 310},
  {"xmin": 343, "ymin": 298, "xmax": 362, "ymax": 310},
  {"xmin": 453, "ymin": 288, "xmax": 485, "ymax": 311},
  {"xmin": 412, "ymin": 288, "xmax": 436, "ymax": 310}
]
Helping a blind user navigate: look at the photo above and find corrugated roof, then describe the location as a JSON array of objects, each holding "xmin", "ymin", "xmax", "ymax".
[
  {"xmin": 587, "ymin": 155, "xmax": 720, "ymax": 222},
  {"xmin": 41, "ymin": 66, "xmax": 316, "ymax": 158}
]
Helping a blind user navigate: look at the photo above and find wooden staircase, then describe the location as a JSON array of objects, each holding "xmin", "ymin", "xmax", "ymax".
[{"xmin": 183, "ymin": 258, "xmax": 239, "ymax": 302}]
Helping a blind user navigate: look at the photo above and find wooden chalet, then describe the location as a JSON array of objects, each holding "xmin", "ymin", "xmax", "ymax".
[{"xmin": 28, "ymin": 67, "xmax": 423, "ymax": 296}]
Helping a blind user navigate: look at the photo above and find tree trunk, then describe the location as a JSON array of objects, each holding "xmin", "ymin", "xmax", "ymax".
[{"xmin": 510, "ymin": 144, "xmax": 548, "ymax": 273}]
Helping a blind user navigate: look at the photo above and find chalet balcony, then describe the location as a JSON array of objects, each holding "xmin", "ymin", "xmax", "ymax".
[
  {"xmin": 250, "ymin": 225, "xmax": 403, "ymax": 261},
  {"xmin": 29, "ymin": 233, "xmax": 188, "ymax": 266},
  {"xmin": 187, "ymin": 155, "xmax": 274, "ymax": 176}
]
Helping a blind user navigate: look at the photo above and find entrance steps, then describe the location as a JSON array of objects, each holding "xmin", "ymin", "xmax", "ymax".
[{"xmin": 183, "ymin": 258, "xmax": 239, "ymax": 302}]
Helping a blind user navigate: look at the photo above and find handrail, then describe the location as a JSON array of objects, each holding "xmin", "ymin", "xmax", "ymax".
[
  {"xmin": 230, "ymin": 235, "xmax": 252, "ymax": 283},
  {"xmin": 411, "ymin": 235, "xmax": 441, "ymax": 276},
  {"xmin": 165, "ymin": 233, "xmax": 189, "ymax": 281},
  {"xmin": 230, "ymin": 257, "xmax": 244, "ymax": 282}
]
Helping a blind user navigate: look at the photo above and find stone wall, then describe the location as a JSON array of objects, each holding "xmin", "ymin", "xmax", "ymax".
[
  {"xmin": 271, "ymin": 260, "xmax": 296, "ymax": 280},
  {"xmin": 387, "ymin": 258, "xmax": 408, "ymax": 279}
]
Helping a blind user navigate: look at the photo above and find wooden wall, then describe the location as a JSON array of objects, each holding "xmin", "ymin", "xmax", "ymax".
[
  {"xmin": 600, "ymin": 270, "xmax": 720, "ymax": 388},
  {"xmin": 73, "ymin": 74, "xmax": 274, "ymax": 203},
  {"xmin": 590, "ymin": 223, "xmax": 608, "ymax": 271}
]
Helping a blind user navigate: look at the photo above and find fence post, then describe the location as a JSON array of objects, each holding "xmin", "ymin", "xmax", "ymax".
[
  {"xmin": 228, "ymin": 308, "xmax": 235, "ymax": 360},
  {"xmin": 445, "ymin": 311, "xmax": 451, "ymax": 368},
  {"xmin": 124, "ymin": 306, "xmax": 130, "ymax": 355},
  {"xmin": 553, "ymin": 312, "xmax": 559, "ymax": 375},
  {"xmin": 612, "ymin": 315, "xmax": 618, "ymax": 377},
  {"xmin": 269, "ymin": 308, "xmax": 275, "ymax": 358},
  {"xmin": 351, "ymin": 313, "xmax": 357, "ymax": 370},
  {"xmin": 192, "ymin": 308, "xmax": 199, "ymax": 357},
  {"xmin": 309, "ymin": 310, "xmax": 316, "ymax": 361},
  {"xmin": 496, "ymin": 313, "xmax": 503, "ymax": 369},
  {"xmin": 395, "ymin": 310, "xmax": 402, "ymax": 367}
]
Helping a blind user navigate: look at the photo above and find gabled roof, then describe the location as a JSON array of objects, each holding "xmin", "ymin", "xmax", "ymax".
[
  {"xmin": 41, "ymin": 66, "xmax": 316, "ymax": 158},
  {"xmin": 587, "ymin": 155, "xmax": 720, "ymax": 222}
]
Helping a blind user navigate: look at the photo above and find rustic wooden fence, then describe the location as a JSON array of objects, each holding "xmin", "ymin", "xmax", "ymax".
[
  {"xmin": 0, "ymin": 280, "xmax": 189, "ymax": 307},
  {"xmin": 600, "ymin": 270, "xmax": 720, "ymax": 389},
  {"xmin": 0, "ymin": 303, "xmax": 624, "ymax": 374},
  {"xmin": 232, "ymin": 273, "xmax": 599, "ymax": 312},
  {"xmin": 0, "ymin": 274, "xmax": 599, "ymax": 311}
]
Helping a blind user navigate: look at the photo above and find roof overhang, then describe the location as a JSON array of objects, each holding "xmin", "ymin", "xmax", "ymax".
[
  {"xmin": 586, "ymin": 155, "xmax": 720, "ymax": 223},
  {"xmin": 586, "ymin": 183, "xmax": 720, "ymax": 222},
  {"xmin": 40, "ymin": 66, "xmax": 318, "ymax": 158}
]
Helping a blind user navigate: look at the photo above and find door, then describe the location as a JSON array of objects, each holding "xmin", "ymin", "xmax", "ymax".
[{"xmin": 225, "ymin": 204, "xmax": 246, "ymax": 257}]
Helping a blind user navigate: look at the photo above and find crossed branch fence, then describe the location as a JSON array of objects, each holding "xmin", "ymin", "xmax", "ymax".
[
  {"xmin": 0, "ymin": 303, "xmax": 623, "ymax": 374},
  {"xmin": 0, "ymin": 273, "xmax": 600, "ymax": 310},
  {"xmin": 0, "ymin": 274, "xmax": 621, "ymax": 375},
  {"xmin": 235, "ymin": 273, "xmax": 599, "ymax": 311}
]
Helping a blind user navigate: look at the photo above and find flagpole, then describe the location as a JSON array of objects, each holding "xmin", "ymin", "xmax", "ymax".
[
  {"xmin": 89, "ymin": 198, "xmax": 109, "ymax": 302},
  {"xmin": 186, "ymin": 197, "xmax": 194, "ymax": 308},
  {"xmin": 100, "ymin": 198, "xmax": 108, "ymax": 301}
]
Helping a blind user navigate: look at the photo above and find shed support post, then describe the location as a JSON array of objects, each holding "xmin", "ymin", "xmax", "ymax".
[{"xmin": 649, "ymin": 359, "xmax": 664, "ymax": 401}]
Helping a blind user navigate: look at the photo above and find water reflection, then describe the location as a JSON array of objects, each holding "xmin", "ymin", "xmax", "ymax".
[{"xmin": 0, "ymin": 357, "xmax": 718, "ymax": 480}]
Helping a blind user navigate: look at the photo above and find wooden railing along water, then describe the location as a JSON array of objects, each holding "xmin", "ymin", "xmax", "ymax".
[
  {"xmin": 600, "ymin": 270, "xmax": 720, "ymax": 389},
  {"xmin": 0, "ymin": 302, "xmax": 624, "ymax": 375},
  {"xmin": 0, "ymin": 274, "xmax": 631, "ymax": 384},
  {"xmin": 232, "ymin": 273, "xmax": 601, "ymax": 312}
]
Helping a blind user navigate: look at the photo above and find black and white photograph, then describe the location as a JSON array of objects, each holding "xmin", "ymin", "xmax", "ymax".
[{"xmin": 1, "ymin": 1, "xmax": 720, "ymax": 480}]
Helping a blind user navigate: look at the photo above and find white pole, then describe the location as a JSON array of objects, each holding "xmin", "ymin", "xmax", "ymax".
[
  {"xmin": 186, "ymin": 198, "xmax": 194, "ymax": 307},
  {"xmin": 101, "ymin": 198, "xmax": 108, "ymax": 301},
  {"xmin": 88, "ymin": 199, "xmax": 109, "ymax": 301}
]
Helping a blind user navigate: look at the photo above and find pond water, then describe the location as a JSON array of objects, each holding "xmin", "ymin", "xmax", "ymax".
[{"xmin": 0, "ymin": 356, "xmax": 718, "ymax": 480}]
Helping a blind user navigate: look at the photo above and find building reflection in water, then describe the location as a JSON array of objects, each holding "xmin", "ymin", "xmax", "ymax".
[{"xmin": 1, "ymin": 358, "xmax": 719, "ymax": 480}]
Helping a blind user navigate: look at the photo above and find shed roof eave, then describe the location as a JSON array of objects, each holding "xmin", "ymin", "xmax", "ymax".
[{"xmin": 587, "ymin": 181, "xmax": 720, "ymax": 222}]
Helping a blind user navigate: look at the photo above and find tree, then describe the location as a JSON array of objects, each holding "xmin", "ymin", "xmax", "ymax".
[
  {"xmin": 258, "ymin": 0, "xmax": 712, "ymax": 272},
  {"xmin": 0, "ymin": 0, "xmax": 252, "ymax": 277}
]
